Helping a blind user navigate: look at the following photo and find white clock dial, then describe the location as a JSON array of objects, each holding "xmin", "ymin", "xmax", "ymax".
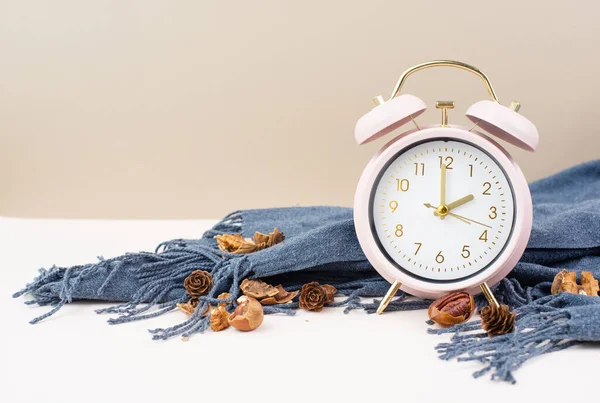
[{"xmin": 371, "ymin": 139, "xmax": 515, "ymax": 281}]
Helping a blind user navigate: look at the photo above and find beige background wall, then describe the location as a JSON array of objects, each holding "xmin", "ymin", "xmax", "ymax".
[{"xmin": 1, "ymin": 1, "xmax": 599, "ymax": 219}]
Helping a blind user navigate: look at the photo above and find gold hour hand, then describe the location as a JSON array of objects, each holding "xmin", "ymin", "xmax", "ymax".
[{"xmin": 446, "ymin": 194, "xmax": 474, "ymax": 211}]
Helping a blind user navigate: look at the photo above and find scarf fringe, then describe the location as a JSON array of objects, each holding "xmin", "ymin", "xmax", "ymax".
[
  {"xmin": 12, "ymin": 211, "xmax": 244, "ymax": 325},
  {"xmin": 429, "ymin": 296, "xmax": 574, "ymax": 384}
]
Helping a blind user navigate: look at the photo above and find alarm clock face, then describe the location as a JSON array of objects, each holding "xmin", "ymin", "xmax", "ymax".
[{"xmin": 370, "ymin": 138, "xmax": 515, "ymax": 282}]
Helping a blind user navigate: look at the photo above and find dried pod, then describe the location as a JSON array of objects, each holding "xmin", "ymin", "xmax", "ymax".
[
  {"xmin": 184, "ymin": 270, "xmax": 213, "ymax": 298},
  {"xmin": 428, "ymin": 292, "xmax": 475, "ymax": 327},
  {"xmin": 581, "ymin": 271, "xmax": 599, "ymax": 296},
  {"xmin": 260, "ymin": 285, "xmax": 299, "ymax": 305},
  {"xmin": 228, "ymin": 296, "xmax": 264, "ymax": 331},
  {"xmin": 299, "ymin": 282, "xmax": 337, "ymax": 312},
  {"xmin": 210, "ymin": 306, "xmax": 231, "ymax": 332},
  {"xmin": 480, "ymin": 304, "xmax": 515, "ymax": 337},
  {"xmin": 217, "ymin": 292, "xmax": 232, "ymax": 308},
  {"xmin": 240, "ymin": 278, "xmax": 279, "ymax": 299}
]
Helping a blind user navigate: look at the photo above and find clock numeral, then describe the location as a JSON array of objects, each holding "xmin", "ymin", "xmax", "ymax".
[
  {"xmin": 395, "ymin": 224, "xmax": 404, "ymax": 237},
  {"xmin": 479, "ymin": 230, "xmax": 488, "ymax": 242},
  {"xmin": 482, "ymin": 182, "xmax": 492, "ymax": 195},
  {"xmin": 435, "ymin": 251, "xmax": 445, "ymax": 264},
  {"xmin": 396, "ymin": 178, "xmax": 410, "ymax": 192},
  {"xmin": 389, "ymin": 200, "xmax": 398, "ymax": 213},
  {"xmin": 413, "ymin": 162, "xmax": 425, "ymax": 176},
  {"xmin": 461, "ymin": 245, "xmax": 471, "ymax": 258},
  {"xmin": 438, "ymin": 156, "xmax": 454, "ymax": 169},
  {"xmin": 489, "ymin": 206, "xmax": 497, "ymax": 219},
  {"xmin": 468, "ymin": 164, "xmax": 473, "ymax": 177},
  {"xmin": 414, "ymin": 242, "xmax": 422, "ymax": 255}
]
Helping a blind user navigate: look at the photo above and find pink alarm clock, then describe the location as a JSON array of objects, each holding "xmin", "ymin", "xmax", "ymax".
[{"xmin": 353, "ymin": 60, "xmax": 539, "ymax": 312}]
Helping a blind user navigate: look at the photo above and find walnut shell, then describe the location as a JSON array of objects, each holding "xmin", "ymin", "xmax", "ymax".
[
  {"xmin": 260, "ymin": 285, "xmax": 299, "ymax": 305},
  {"xmin": 216, "ymin": 234, "xmax": 259, "ymax": 254},
  {"xmin": 428, "ymin": 292, "xmax": 475, "ymax": 327},
  {"xmin": 216, "ymin": 228, "xmax": 285, "ymax": 254},
  {"xmin": 228, "ymin": 296, "xmax": 264, "ymax": 331},
  {"xmin": 240, "ymin": 278, "xmax": 279, "ymax": 300}
]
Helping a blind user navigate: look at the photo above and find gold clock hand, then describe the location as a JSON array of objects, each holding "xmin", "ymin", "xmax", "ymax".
[
  {"xmin": 423, "ymin": 203, "xmax": 471, "ymax": 225},
  {"xmin": 446, "ymin": 194, "xmax": 474, "ymax": 211},
  {"xmin": 439, "ymin": 164, "xmax": 447, "ymax": 220}
]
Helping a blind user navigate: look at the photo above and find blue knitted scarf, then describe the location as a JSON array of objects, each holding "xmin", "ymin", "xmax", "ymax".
[{"xmin": 14, "ymin": 160, "xmax": 600, "ymax": 383}]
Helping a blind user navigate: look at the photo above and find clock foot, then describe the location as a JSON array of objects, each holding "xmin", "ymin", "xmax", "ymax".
[
  {"xmin": 479, "ymin": 282, "xmax": 500, "ymax": 308},
  {"xmin": 377, "ymin": 280, "xmax": 402, "ymax": 315}
]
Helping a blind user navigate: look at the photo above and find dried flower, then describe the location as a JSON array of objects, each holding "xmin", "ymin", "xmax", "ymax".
[
  {"xmin": 581, "ymin": 271, "xmax": 599, "ymax": 296},
  {"xmin": 216, "ymin": 228, "xmax": 285, "ymax": 254},
  {"xmin": 240, "ymin": 278, "xmax": 279, "ymax": 299},
  {"xmin": 217, "ymin": 292, "xmax": 232, "ymax": 308},
  {"xmin": 551, "ymin": 269, "xmax": 599, "ymax": 296},
  {"xmin": 260, "ymin": 285, "xmax": 299, "ymax": 305},
  {"xmin": 228, "ymin": 296, "xmax": 264, "ymax": 331},
  {"xmin": 210, "ymin": 306, "xmax": 231, "ymax": 332},
  {"xmin": 480, "ymin": 304, "xmax": 515, "ymax": 337},
  {"xmin": 428, "ymin": 292, "xmax": 475, "ymax": 327},
  {"xmin": 299, "ymin": 282, "xmax": 336, "ymax": 312},
  {"xmin": 184, "ymin": 270, "xmax": 212, "ymax": 298}
]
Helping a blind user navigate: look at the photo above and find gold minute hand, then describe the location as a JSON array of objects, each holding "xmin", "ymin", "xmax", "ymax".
[
  {"xmin": 440, "ymin": 163, "xmax": 447, "ymax": 206},
  {"xmin": 446, "ymin": 194, "xmax": 474, "ymax": 211}
]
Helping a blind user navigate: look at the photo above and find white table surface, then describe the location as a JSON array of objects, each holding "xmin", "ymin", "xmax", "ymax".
[{"xmin": 1, "ymin": 217, "xmax": 596, "ymax": 403}]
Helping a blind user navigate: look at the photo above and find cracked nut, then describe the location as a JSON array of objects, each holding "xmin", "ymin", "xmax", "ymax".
[
  {"xmin": 210, "ymin": 306, "xmax": 231, "ymax": 332},
  {"xmin": 428, "ymin": 292, "xmax": 475, "ymax": 327},
  {"xmin": 228, "ymin": 296, "xmax": 264, "ymax": 331},
  {"xmin": 217, "ymin": 292, "xmax": 232, "ymax": 308},
  {"xmin": 552, "ymin": 269, "xmax": 599, "ymax": 296}
]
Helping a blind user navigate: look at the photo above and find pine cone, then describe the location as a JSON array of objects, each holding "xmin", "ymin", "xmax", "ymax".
[
  {"xmin": 480, "ymin": 304, "xmax": 515, "ymax": 337},
  {"xmin": 299, "ymin": 282, "xmax": 336, "ymax": 312},
  {"xmin": 184, "ymin": 270, "xmax": 212, "ymax": 298}
]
